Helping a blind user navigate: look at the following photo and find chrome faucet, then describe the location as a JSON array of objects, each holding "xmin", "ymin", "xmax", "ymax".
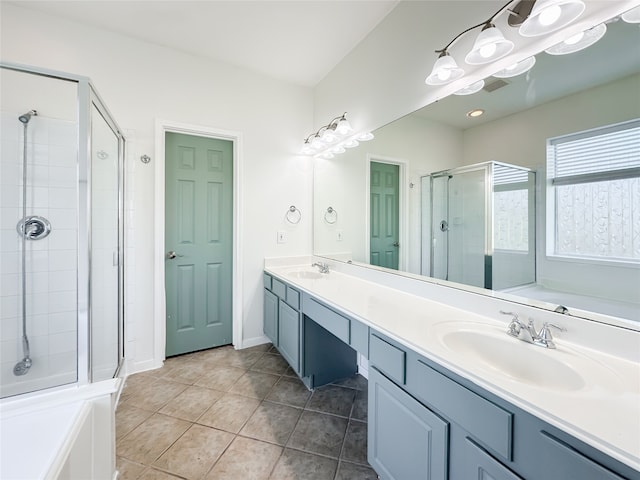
[
  {"xmin": 312, "ymin": 262, "xmax": 330, "ymax": 274},
  {"xmin": 500, "ymin": 311, "xmax": 566, "ymax": 349}
]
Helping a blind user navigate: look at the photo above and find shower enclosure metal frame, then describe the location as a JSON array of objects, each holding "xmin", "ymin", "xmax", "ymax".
[{"xmin": 1, "ymin": 61, "xmax": 125, "ymax": 388}]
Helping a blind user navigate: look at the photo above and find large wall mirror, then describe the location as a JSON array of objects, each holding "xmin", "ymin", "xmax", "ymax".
[{"xmin": 313, "ymin": 13, "xmax": 640, "ymax": 327}]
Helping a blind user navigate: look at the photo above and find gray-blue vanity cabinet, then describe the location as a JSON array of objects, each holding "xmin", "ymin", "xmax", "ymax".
[
  {"xmin": 263, "ymin": 274, "xmax": 303, "ymax": 375},
  {"xmin": 263, "ymin": 289, "xmax": 278, "ymax": 346},
  {"xmin": 369, "ymin": 329, "xmax": 637, "ymax": 480},
  {"xmin": 369, "ymin": 367, "xmax": 448, "ymax": 480},
  {"xmin": 278, "ymin": 301, "xmax": 300, "ymax": 372}
]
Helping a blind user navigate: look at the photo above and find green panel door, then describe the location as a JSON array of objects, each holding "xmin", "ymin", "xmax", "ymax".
[
  {"xmin": 370, "ymin": 161, "xmax": 400, "ymax": 270},
  {"xmin": 165, "ymin": 132, "xmax": 233, "ymax": 357}
]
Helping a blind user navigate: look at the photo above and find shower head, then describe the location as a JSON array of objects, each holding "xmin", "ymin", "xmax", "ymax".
[{"xmin": 18, "ymin": 110, "xmax": 38, "ymax": 124}]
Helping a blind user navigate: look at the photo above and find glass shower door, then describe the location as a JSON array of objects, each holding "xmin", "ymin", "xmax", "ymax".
[{"xmin": 90, "ymin": 101, "xmax": 122, "ymax": 382}]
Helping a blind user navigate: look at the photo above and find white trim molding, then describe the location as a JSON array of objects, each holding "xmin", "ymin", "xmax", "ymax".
[{"xmin": 154, "ymin": 119, "xmax": 244, "ymax": 368}]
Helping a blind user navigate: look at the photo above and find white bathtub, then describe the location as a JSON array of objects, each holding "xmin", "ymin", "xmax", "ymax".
[{"xmin": 0, "ymin": 378, "xmax": 121, "ymax": 479}]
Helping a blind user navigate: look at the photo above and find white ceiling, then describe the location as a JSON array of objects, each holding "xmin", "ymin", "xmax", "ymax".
[{"xmin": 9, "ymin": 0, "xmax": 399, "ymax": 87}]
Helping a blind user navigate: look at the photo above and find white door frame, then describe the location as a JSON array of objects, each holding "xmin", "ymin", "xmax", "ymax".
[
  {"xmin": 365, "ymin": 154, "xmax": 409, "ymax": 271},
  {"xmin": 154, "ymin": 119, "xmax": 243, "ymax": 366}
]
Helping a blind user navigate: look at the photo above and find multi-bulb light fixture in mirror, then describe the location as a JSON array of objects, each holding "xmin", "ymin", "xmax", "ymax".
[
  {"xmin": 301, "ymin": 113, "xmax": 374, "ymax": 160},
  {"xmin": 426, "ymin": 0, "xmax": 640, "ymax": 95}
]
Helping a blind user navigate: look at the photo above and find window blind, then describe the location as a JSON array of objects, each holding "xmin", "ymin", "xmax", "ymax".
[{"xmin": 547, "ymin": 119, "xmax": 640, "ymax": 184}]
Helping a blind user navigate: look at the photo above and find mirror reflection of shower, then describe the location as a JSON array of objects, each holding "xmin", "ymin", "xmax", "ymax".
[
  {"xmin": 423, "ymin": 162, "xmax": 536, "ymax": 292},
  {"xmin": 14, "ymin": 109, "xmax": 52, "ymax": 376}
]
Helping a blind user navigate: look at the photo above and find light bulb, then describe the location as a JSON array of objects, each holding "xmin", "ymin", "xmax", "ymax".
[
  {"xmin": 479, "ymin": 43, "xmax": 497, "ymax": 59},
  {"xmin": 539, "ymin": 4, "xmax": 562, "ymax": 26},
  {"xmin": 564, "ymin": 31, "xmax": 584, "ymax": 45},
  {"xmin": 311, "ymin": 135, "xmax": 323, "ymax": 149},
  {"xmin": 437, "ymin": 69, "xmax": 452, "ymax": 81},
  {"xmin": 336, "ymin": 118, "xmax": 353, "ymax": 135}
]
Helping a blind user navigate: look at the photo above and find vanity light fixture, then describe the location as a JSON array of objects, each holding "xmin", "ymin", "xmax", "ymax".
[
  {"xmin": 425, "ymin": 0, "xmax": 587, "ymax": 87},
  {"xmin": 465, "ymin": 23, "xmax": 515, "ymax": 65},
  {"xmin": 518, "ymin": 0, "xmax": 585, "ymax": 37},
  {"xmin": 301, "ymin": 113, "xmax": 374, "ymax": 158},
  {"xmin": 622, "ymin": 5, "xmax": 640, "ymax": 23},
  {"xmin": 492, "ymin": 56, "xmax": 536, "ymax": 78},
  {"xmin": 454, "ymin": 80, "xmax": 486, "ymax": 95},
  {"xmin": 544, "ymin": 23, "xmax": 606, "ymax": 55}
]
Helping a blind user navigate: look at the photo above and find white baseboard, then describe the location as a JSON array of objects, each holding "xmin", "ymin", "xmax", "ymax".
[{"xmin": 238, "ymin": 335, "xmax": 271, "ymax": 350}]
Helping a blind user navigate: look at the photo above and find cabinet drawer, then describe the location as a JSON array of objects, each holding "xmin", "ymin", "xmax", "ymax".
[
  {"xmin": 263, "ymin": 273, "xmax": 272, "ymax": 290},
  {"xmin": 285, "ymin": 286, "xmax": 300, "ymax": 310},
  {"xmin": 350, "ymin": 319, "xmax": 369, "ymax": 358},
  {"xmin": 302, "ymin": 296, "xmax": 350, "ymax": 344},
  {"xmin": 413, "ymin": 359, "xmax": 513, "ymax": 461},
  {"xmin": 370, "ymin": 333, "xmax": 406, "ymax": 385},
  {"xmin": 271, "ymin": 278, "xmax": 286, "ymax": 299}
]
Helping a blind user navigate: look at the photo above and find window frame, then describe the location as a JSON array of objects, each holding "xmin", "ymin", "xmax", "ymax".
[{"xmin": 545, "ymin": 118, "xmax": 640, "ymax": 266}]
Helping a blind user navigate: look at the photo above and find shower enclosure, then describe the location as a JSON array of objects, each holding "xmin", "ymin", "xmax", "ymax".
[
  {"xmin": 422, "ymin": 161, "xmax": 536, "ymax": 291},
  {"xmin": 0, "ymin": 63, "xmax": 125, "ymax": 398}
]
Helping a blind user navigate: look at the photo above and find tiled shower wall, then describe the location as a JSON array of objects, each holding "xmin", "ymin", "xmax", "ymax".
[{"xmin": 0, "ymin": 111, "xmax": 78, "ymax": 397}]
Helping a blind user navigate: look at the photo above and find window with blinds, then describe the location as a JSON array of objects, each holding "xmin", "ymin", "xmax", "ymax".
[{"xmin": 547, "ymin": 119, "xmax": 640, "ymax": 262}]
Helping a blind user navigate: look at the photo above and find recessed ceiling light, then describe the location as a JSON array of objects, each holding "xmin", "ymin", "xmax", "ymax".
[{"xmin": 467, "ymin": 109, "xmax": 485, "ymax": 118}]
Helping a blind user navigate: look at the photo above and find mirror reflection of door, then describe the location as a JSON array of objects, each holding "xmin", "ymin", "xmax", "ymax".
[
  {"xmin": 370, "ymin": 161, "xmax": 399, "ymax": 270},
  {"xmin": 164, "ymin": 132, "xmax": 233, "ymax": 357}
]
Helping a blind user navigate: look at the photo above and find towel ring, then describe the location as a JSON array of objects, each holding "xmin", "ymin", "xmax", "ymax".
[
  {"xmin": 324, "ymin": 207, "xmax": 338, "ymax": 224},
  {"xmin": 285, "ymin": 205, "xmax": 302, "ymax": 224}
]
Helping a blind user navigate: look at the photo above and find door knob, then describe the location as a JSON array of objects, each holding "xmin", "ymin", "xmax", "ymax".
[
  {"xmin": 166, "ymin": 251, "xmax": 183, "ymax": 259},
  {"xmin": 393, "ymin": 241, "xmax": 400, "ymax": 247}
]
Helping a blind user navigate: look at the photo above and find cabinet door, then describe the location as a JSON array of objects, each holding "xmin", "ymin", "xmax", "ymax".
[
  {"xmin": 278, "ymin": 301, "xmax": 300, "ymax": 373},
  {"xmin": 368, "ymin": 367, "xmax": 448, "ymax": 480},
  {"xmin": 264, "ymin": 289, "xmax": 278, "ymax": 346},
  {"xmin": 456, "ymin": 438, "xmax": 523, "ymax": 480}
]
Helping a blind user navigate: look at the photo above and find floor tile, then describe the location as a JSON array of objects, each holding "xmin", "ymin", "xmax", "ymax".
[
  {"xmin": 194, "ymin": 364, "xmax": 246, "ymax": 391},
  {"xmin": 335, "ymin": 460, "xmax": 378, "ymax": 480},
  {"xmin": 197, "ymin": 392, "xmax": 261, "ymax": 433},
  {"xmin": 116, "ymin": 456, "xmax": 146, "ymax": 480},
  {"xmin": 159, "ymin": 359, "xmax": 209, "ymax": 385},
  {"xmin": 341, "ymin": 420, "xmax": 368, "ymax": 465},
  {"xmin": 116, "ymin": 403, "xmax": 154, "ymax": 440},
  {"xmin": 351, "ymin": 389, "xmax": 368, "ymax": 421},
  {"xmin": 159, "ymin": 385, "xmax": 224, "ymax": 422},
  {"xmin": 287, "ymin": 411, "xmax": 348, "ymax": 458},
  {"xmin": 117, "ymin": 413, "xmax": 191, "ymax": 464},
  {"xmin": 138, "ymin": 468, "xmax": 183, "ymax": 480},
  {"xmin": 229, "ymin": 370, "xmax": 279, "ymax": 399},
  {"xmin": 122, "ymin": 379, "xmax": 188, "ymax": 412},
  {"xmin": 240, "ymin": 400, "xmax": 302, "ymax": 445},
  {"xmin": 333, "ymin": 374, "xmax": 368, "ymax": 391},
  {"xmin": 250, "ymin": 352, "xmax": 290, "ymax": 375},
  {"xmin": 153, "ymin": 424, "xmax": 234, "ymax": 479},
  {"xmin": 266, "ymin": 376, "xmax": 311, "ymax": 408},
  {"xmin": 269, "ymin": 448, "xmax": 338, "ymax": 480},
  {"xmin": 306, "ymin": 384, "xmax": 355, "ymax": 418},
  {"xmin": 205, "ymin": 436, "xmax": 282, "ymax": 480}
]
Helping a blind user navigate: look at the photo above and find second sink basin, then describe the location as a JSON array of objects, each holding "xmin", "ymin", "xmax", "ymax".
[
  {"xmin": 286, "ymin": 270, "xmax": 325, "ymax": 280},
  {"xmin": 440, "ymin": 329, "xmax": 585, "ymax": 391}
]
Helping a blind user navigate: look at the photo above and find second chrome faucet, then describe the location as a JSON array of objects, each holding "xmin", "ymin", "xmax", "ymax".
[{"xmin": 500, "ymin": 311, "xmax": 566, "ymax": 349}]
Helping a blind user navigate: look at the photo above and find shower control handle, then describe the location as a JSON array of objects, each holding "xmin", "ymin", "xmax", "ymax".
[{"xmin": 166, "ymin": 251, "xmax": 184, "ymax": 259}]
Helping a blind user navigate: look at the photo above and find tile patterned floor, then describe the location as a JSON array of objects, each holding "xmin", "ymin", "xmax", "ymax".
[{"xmin": 116, "ymin": 344, "xmax": 378, "ymax": 480}]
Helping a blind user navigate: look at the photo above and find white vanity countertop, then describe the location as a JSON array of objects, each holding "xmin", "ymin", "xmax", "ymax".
[{"xmin": 265, "ymin": 263, "xmax": 640, "ymax": 472}]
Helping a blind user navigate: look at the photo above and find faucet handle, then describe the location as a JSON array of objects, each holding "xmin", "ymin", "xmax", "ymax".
[
  {"xmin": 500, "ymin": 310, "xmax": 521, "ymax": 336},
  {"xmin": 535, "ymin": 322, "xmax": 566, "ymax": 349}
]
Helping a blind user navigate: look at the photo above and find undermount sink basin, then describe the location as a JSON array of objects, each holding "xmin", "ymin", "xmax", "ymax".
[
  {"xmin": 438, "ymin": 327, "xmax": 586, "ymax": 392},
  {"xmin": 286, "ymin": 270, "xmax": 325, "ymax": 280}
]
